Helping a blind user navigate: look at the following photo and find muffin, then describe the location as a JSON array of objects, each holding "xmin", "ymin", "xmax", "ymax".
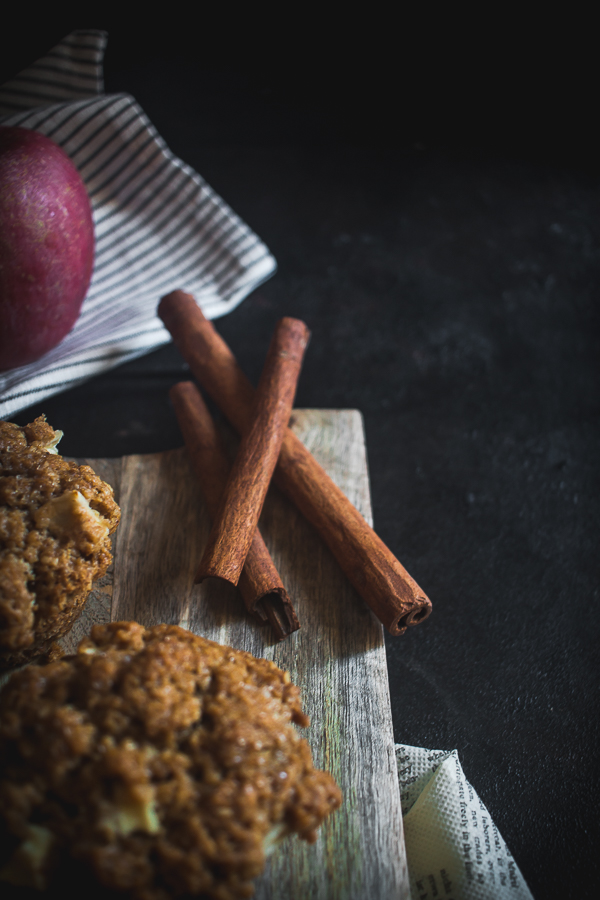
[
  {"xmin": 0, "ymin": 417, "xmax": 120, "ymax": 667},
  {"xmin": 0, "ymin": 622, "xmax": 342, "ymax": 900}
]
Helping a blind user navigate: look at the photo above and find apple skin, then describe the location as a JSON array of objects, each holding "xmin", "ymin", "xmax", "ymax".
[{"xmin": 0, "ymin": 127, "xmax": 94, "ymax": 370}]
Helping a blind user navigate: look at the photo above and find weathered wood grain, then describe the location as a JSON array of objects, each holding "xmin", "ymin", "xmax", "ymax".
[{"xmin": 88, "ymin": 410, "xmax": 409, "ymax": 899}]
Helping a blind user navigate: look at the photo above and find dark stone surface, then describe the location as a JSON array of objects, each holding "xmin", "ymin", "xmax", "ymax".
[{"xmin": 3, "ymin": 18, "xmax": 599, "ymax": 900}]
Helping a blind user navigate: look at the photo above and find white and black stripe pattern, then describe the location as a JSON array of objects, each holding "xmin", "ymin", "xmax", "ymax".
[
  {"xmin": 0, "ymin": 30, "xmax": 107, "ymax": 116},
  {"xmin": 0, "ymin": 31, "xmax": 276, "ymax": 418}
]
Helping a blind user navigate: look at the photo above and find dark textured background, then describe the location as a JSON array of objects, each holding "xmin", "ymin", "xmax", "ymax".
[{"xmin": 3, "ymin": 15, "xmax": 599, "ymax": 899}]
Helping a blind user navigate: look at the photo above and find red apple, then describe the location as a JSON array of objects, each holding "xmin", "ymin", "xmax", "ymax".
[{"xmin": 0, "ymin": 127, "xmax": 94, "ymax": 370}]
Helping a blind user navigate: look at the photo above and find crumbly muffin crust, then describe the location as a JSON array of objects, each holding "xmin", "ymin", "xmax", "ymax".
[
  {"xmin": 0, "ymin": 417, "xmax": 120, "ymax": 667},
  {"xmin": 0, "ymin": 622, "xmax": 342, "ymax": 899}
]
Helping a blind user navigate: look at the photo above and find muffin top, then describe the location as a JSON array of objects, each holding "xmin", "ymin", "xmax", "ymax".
[
  {"xmin": 0, "ymin": 621, "xmax": 342, "ymax": 900},
  {"xmin": 0, "ymin": 417, "xmax": 120, "ymax": 657}
]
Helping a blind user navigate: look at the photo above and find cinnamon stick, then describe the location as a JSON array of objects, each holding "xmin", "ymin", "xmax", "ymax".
[
  {"xmin": 158, "ymin": 290, "xmax": 432, "ymax": 636},
  {"xmin": 196, "ymin": 316, "xmax": 310, "ymax": 587},
  {"xmin": 170, "ymin": 381, "xmax": 300, "ymax": 640}
]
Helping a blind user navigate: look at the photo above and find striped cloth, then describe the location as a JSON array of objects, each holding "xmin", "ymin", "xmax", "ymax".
[{"xmin": 0, "ymin": 30, "xmax": 276, "ymax": 418}]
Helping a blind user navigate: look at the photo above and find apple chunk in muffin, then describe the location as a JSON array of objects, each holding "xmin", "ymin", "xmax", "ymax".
[
  {"xmin": 0, "ymin": 416, "xmax": 120, "ymax": 667},
  {"xmin": 0, "ymin": 622, "xmax": 342, "ymax": 900}
]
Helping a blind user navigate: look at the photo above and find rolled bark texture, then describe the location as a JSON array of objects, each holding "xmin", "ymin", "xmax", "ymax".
[
  {"xmin": 159, "ymin": 290, "xmax": 432, "ymax": 636},
  {"xmin": 170, "ymin": 380, "xmax": 300, "ymax": 640}
]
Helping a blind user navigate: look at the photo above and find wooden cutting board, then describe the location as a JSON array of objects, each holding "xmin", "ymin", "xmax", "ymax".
[{"xmin": 62, "ymin": 409, "xmax": 409, "ymax": 900}]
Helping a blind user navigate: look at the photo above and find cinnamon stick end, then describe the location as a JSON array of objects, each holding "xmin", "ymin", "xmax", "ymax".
[
  {"xmin": 255, "ymin": 588, "xmax": 300, "ymax": 641},
  {"xmin": 159, "ymin": 289, "xmax": 196, "ymax": 317},
  {"xmin": 386, "ymin": 595, "xmax": 432, "ymax": 636},
  {"xmin": 194, "ymin": 568, "xmax": 239, "ymax": 589}
]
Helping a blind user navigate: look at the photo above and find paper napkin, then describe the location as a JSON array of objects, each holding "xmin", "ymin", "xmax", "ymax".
[
  {"xmin": 396, "ymin": 745, "xmax": 534, "ymax": 900},
  {"xmin": 0, "ymin": 30, "xmax": 276, "ymax": 418}
]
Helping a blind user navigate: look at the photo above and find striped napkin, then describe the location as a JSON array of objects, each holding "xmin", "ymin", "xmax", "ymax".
[{"xmin": 0, "ymin": 30, "xmax": 276, "ymax": 419}]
